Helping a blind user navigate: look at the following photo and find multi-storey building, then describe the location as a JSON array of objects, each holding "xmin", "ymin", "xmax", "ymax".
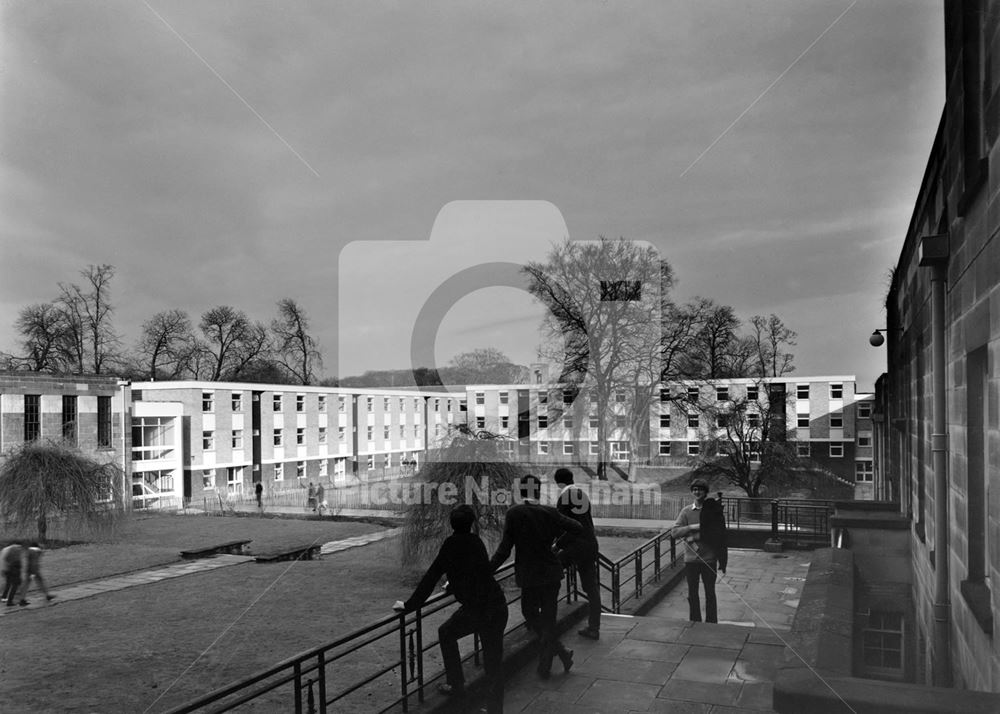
[
  {"xmin": 462, "ymin": 376, "xmax": 874, "ymax": 496},
  {"xmin": 0, "ymin": 371, "xmax": 131, "ymax": 496}
]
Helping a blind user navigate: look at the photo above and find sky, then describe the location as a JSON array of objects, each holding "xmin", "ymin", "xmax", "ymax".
[{"xmin": 0, "ymin": 1, "xmax": 945, "ymax": 391}]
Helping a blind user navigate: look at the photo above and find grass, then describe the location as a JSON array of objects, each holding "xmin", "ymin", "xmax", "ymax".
[{"xmin": 0, "ymin": 513, "xmax": 651, "ymax": 713}]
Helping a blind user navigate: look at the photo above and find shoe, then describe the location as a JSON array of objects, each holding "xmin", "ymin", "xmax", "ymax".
[
  {"xmin": 5, "ymin": 602, "xmax": 13, "ymax": 607},
  {"xmin": 437, "ymin": 683, "xmax": 464, "ymax": 696},
  {"xmin": 18, "ymin": 600, "xmax": 28, "ymax": 607},
  {"xmin": 578, "ymin": 627, "xmax": 600, "ymax": 640},
  {"xmin": 558, "ymin": 649, "xmax": 574, "ymax": 673}
]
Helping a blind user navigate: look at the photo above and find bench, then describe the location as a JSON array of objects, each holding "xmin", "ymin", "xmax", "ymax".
[
  {"xmin": 254, "ymin": 544, "xmax": 323, "ymax": 563},
  {"xmin": 180, "ymin": 539, "xmax": 252, "ymax": 559}
]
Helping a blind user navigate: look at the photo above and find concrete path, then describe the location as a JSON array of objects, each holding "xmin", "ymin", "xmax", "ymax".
[
  {"xmin": 491, "ymin": 548, "xmax": 814, "ymax": 713},
  {"xmin": 2, "ymin": 528, "xmax": 399, "ymax": 616}
]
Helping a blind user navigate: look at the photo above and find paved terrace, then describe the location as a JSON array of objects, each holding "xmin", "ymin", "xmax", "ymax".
[{"xmin": 489, "ymin": 548, "xmax": 813, "ymax": 714}]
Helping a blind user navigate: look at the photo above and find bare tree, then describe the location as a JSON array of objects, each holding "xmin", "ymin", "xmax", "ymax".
[
  {"xmin": 271, "ymin": 298, "xmax": 323, "ymax": 385},
  {"xmin": 136, "ymin": 310, "xmax": 198, "ymax": 380},
  {"xmin": 199, "ymin": 306, "xmax": 271, "ymax": 381},
  {"xmin": 749, "ymin": 314, "xmax": 797, "ymax": 377},
  {"xmin": 57, "ymin": 264, "xmax": 119, "ymax": 374},
  {"xmin": 685, "ymin": 298, "xmax": 741, "ymax": 379},
  {"xmin": 14, "ymin": 303, "xmax": 72, "ymax": 372},
  {"xmin": 524, "ymin": 237, "xmax": 670, "ymax": 480},
  {"xmin": 445, "ymin": 347, "xmax": 523, "ymax": 384}
]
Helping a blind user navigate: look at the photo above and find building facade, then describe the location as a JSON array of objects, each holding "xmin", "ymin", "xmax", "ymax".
[{"xmin": 874, "ymin": 0, "xmax": 1000, "ymax": 691}]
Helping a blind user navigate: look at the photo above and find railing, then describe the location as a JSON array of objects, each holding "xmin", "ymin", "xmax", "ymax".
[
  {"xmin": 720, "ymin": 497, "xmax": 833, "ymax": 543},
  {"xmin": 166, "ymin": 532, "xmax": 682, "ymax": 714}
]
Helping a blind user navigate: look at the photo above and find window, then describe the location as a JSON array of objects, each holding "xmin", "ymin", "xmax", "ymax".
[
  {"xmin": 232, "ymin": 430, "xmax": 244, "ymax": 449},
  {"xmin": 131, "ymin": 417, "xmax": 175, "ymax": 461},
  {"xmin": 716, "ymin": 415, "xmax": 728, "ymax": 428},
  {"xmin": 202, "ymin": 469, "xmax": 215, "ymax": 490},
  {"xmin": 858, "ymin": 402, "xmax": 871, "ymax": 419},
  {"xmin": 748, "ymin": 413, "xmax": 761, "ymax": 428},
  {"xmin": 399, "ymin": 398, "xmax": 405, "ymax": 411},
  {"xmin": 659, "ymin": 442, "xmax": 671, "ymax": 456},
  {"xmin": 414, "ymin": 399, "xmax": 420, "ymax": 411},
  {"xmin": 855, "ymin": 461, "xmax": 874, "ymax": 482},
  {"xmin": 274, "ymin": 463, "xmax": 283, "ymax": 480},
  {"xmin": 829, "ymin": 442, "xmax": 844, "ymax": 458},
  {"xmin": 62, "ymin": 395, "xmax": 77, "ymax": 444},
  {"xmin": 616, "ymin": 391, "xmax": 627, "ymax": 403},
  {"xmin": 227, "ymin": 467, "xmax": 243, "ymax": 494},
  {"xmin": 615, "ymin": 415, "xmax": 628, "ymax": 429},
  {"xmin": 563, "ymin": 389, "xmax": 574, "ymax": 404},
  {"xmin": 338, "ymin": 426, "xmax": 346, "ymax": 441},
  {"xmin": 797, "ymin": 443, "xmax": 810, "ymax": 457},
  {"xmin": 317, "ymin": 395, "xmax": 326, "ymax": 412},
  {"xmin": 273, "ymin": 429, "xmax": 283, "ymax": 447},
  {"xmin": 830, "ymin": 412, "xmax": 843, "ymax": 428},
  {"xmin": 660, "ymin": 388, "xmax": 669, "ymax": 402},
  {"xmin": 475, "ymin": 392, "xmax": 485, "ymax": 405},
  {"xmin": 611, "ymin": 441, "xmax": 630, "ymax": 460},
  {"xmin": 273, "ymin": 395, "xmax": 283, "ymax": 411},
  {"xmin": 202, "ymin": 430, "xmax": 215, "ymax": 451},
  {"xmin": 797, "ymin": 413, "xmax": 810, "ymax": 428},
  {"xmin": 857, "ymin": 434, "xmax": 872, "ymax": 448},
  {"xmin": 539, "ymin": 391, "xmax": 548, "ymax": 405},
  {"xmin": 499, "ymin": 391, "xmax": 508, "ymax": 405},
  {"xmin": 716, "ymin": 386, "xmax": 729, "ymax": 401},
  {"xmin": 659, "ymin": 414, "xmax": 671, "ymax": 428},
  {"xmin": 296, "ymin": 428, "xmax": 305, "ymax": 445},
  {"xmin": 231, "ymin": 393, "xmax": 243, "ymax": 411},
  {"xmin": 538, "ymin": 415, "xmax": 548, "ymax": 429},
  {"xmin": 538, "ymin": 441, "xmax": 549, "ymax": 455},
  {"xmin": 687, "ymin": 386, "xmax": 699, "ymax": 403},
  {"xmin": 500, "ymin": 416, "xmax": 509, "ymax": 429},
  {"xmin": 338, "ymin": 397, "xmax": 346, "ymax": 413},
  {"xmin": 318, "ymin": 427, "xmax": 328, "ymax": 444},
  {"xmin": 202, "ymin": 391, "xmax": 214, "ymax": 412},
  {"xmin": 563, "ymin": 415, "xmax": 573, "ymax": 429},
  {"xmin": 830, "ymin": 383, "xmax": 843, "ymax": 399},
  {"xmin": 296, "ymin": 461, "xmax": 306, "ymax": 479},
  {"xmin": 319, "ymin": 460, "xmax": 328, "ymax": 477},
  {"xmin": 563, "ymin": 442, "xmax": 574, "ymax": 455},
  {"xmin": 476, "ymin": 416, "xmax": 486, "ymax": 429},
  {"xmin": 367, "ymin": 455, "xmax": 375, "ymax": 471},
  {"xmin": 589, "ymin": 415, "xmax": 599, "ymax": 428},
  {"xmin": 746, "ymin": 385, "xmax": 759, "ymax": 401},
  {"xmin": 687, "ymin": 442, "xmax": 700, "ymax": 456},
  {"xmin": 292, "ymin": 394, "xmax": 303, "ymax": 412},
  {"xmin": 367, "ymin": 397, "xmax": 374, "ymax": 412},
  {"xmin": 383, "ymin": 426, "xmax": 391, "ymax": 440},
  {"xmin": 797, "ymin": 384, "xmax": 810, "ymax": 399},
  {"xmin": 687, "ymin": 414, "xmax": 699, "ymax": 428},
  {"xmin": 24, "ymin": 394, "xmax": 41, "ymax": 442},
  {"xmin": 589, "ymin": 392, "xmax": 598, "ymax": 408},
  {"xmin": 862, "ymin": 611, "xmax": 904, "ymax": 676},
  {"xmin": 97, "ymin": 396, "xmax": 112, "ymax": 447},
  {"xmin": 459, "ymin": 400, "xmax": 467, "ymax": 412},
  {"xmin": 383, "ymin": 397, "xmax": 390, "ymax": 411},
  {"xmin": 589, "ymin": 441, "xmax": 599, "ymax": 455}
]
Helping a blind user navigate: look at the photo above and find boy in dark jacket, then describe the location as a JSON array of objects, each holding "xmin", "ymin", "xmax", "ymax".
[{"xmin": 394, "ymin": 505, "xmax": 508, "ymax": 712}]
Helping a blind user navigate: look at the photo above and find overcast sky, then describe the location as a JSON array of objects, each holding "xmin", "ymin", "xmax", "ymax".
[{"xmin": 1, "ymin": 1, "xmax": 944, "ymax": 390}]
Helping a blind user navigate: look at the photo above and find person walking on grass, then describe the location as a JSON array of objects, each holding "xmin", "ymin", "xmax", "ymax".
[
  {"xmin": 17, "ymin": 542, "xmax": 55, "ymax": 606},
  {"xmin": 255, "ymin": 481, "xmax": 263, "ymax": 509},
  {"xmin": 305, "ymin": 481, "xmax": 317, "ymax": 512},
  {"xmin": 315, "ymin": 483, "xmax": 327, "ymax": 515},
  {"xmin": 489, "ymin": 474, "xmax": 581, "ymax": 680},
  {"xmin": 1, "ymin": 542, "xmax": 25, "ymax": 607},
  {"xmin": 394, "ymin": 505, "xmax": 508, "ymax": 713},
  {"xmin": 672, "ymin": 478, "xmax": 725, "ymax": 623},
  {"xmin": 552, "ymin": 467, "xmax": 602, "ymax": 640}
]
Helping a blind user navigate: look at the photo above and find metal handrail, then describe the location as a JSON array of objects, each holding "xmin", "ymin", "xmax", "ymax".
[{"xmin": 166, "ymin": 531, "xmax": 683, "ymax": 714}]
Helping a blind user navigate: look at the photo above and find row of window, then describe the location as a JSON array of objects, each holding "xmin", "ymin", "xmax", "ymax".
[
  {"xmin": 200, "ymin": 392, "xmax": 456, "ymax": 416},
  {"xmin": 17, "ymin": 394, "xmax": 113, "ymax": 448}
]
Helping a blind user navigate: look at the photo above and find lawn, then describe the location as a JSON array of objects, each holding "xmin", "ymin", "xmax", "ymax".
[{"xmin": 0, "ymin": 513, "xmax": 652, "ymax": 713}]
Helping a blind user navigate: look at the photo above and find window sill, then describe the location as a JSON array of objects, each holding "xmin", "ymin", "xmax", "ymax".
[{"xmin": 960, "ymin": 579, "xmax": 994, "ymax": 636}]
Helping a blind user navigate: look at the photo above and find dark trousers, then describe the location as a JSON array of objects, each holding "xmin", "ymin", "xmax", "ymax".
[
  {"xmin": 439, "ymin": 601, "xmax": 508, "ymax": 713},
  {"xmin": 575, "ymin": 557, "xmax": 602, "ymax": 631},
  {"xmin": 2, "ymin": 570, "xmax": 22, "ymax": 605},
  {"xmin": 520, "ymin": 582, "xmax": 567, "ymax": 675},
  {"xmin": 684, "ymin": 560, "xmax": 718, "ymax": 623}
]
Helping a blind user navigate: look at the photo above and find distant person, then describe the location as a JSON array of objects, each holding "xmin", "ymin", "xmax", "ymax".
[
  {"xmin": 1, "ymin": 542, "xmax": 25, "ymax": 607},
  {"xmin": 306, "ymin": 482, "xmax": 317, "ymax": 511},
  {"xmin": 315, "ymin": 483, "xmax": 327, "ymax": 515},
  {"xmin": 394, "ymin": 505, "xmax": 508, "ymax": 713},
  {"xmin": 672, "ymin": 478, "xmax": 723, "ymax": 623},
  {"xmin": 17, "ymin": 542, "xmax": 55, "ymax": 605},
  {"xmin": 552, "ymin": 468, "xmax": 602, "ymax": 640},
  {"xmin": 255, "ymin": 481, "xmax": 263, "ymax": 509},
  {"xmin": 489, "ymin": 474, "xmax": 581, "ymax": 679}
]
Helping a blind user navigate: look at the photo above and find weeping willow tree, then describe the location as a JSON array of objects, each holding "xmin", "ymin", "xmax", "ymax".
[
  {"xmin": 0, "ymin": 441, "xmax": 126, "ymax": 543},
  {"xmin": 401, "ymin": 425, "xmax": 523, "ymax": 568}
]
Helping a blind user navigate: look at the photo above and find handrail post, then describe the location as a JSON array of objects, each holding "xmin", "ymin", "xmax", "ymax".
[
  {"xmin": 415, "ymin": 608, "xmax": 424, "ymax": 703},
  {"xmin": 770, "ymin": 499, "xmax": 779, "ymax": 539},
  {"xmin": 306, "ymin": 679, "xmax": 316, "ymax": 714},
  {"xmin": 317, "ymin": 651, "xmax": 327, "ymax": 714},
  {"xmin": 654, "ymin": 538, "xmax": 661, "ymax": 581},
  {"xmin": 398, "ymin": 612, "xmax": 409, "ymax": 712},
  {"xmin": 294, "ymin": 662, "xmax": 304, "ymax": 714},
  {"xmin": 635, "ymin": 550, "xmax": 643, "ymax": 599}
]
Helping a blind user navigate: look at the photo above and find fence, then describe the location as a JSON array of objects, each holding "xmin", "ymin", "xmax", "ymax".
[{"xmin": 166, "ymin": 531, "xmax": 683, "ymax": 714}]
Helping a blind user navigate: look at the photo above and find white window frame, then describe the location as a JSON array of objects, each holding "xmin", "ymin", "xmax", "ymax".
[
  {"xmin": 273, "ymin": 394, "xmax": 283, "ymax": 412},
  {"xmin": 830, "ymin": 383, "xmax": 844, "ymax": 399},
  {"xmin": 687, "ymin": 441, "xmax": 700, "ymax": 456},
  {"xmin": 538, "ymin": 441, "xmax": 549, "ymax": 455},
  {"xmin": 830, "ymin": 412, "xmax": 843, "ymax": 429},
  {"xmin": 296, "ymin": 395, "xmax": 305, "ymax": 412},
  {"xmin": 202, "ymin": 469, "xmax": 215, "ymax": 490},
  {"xmin": 296, "ymin": 428, "xmax": 305, "ymax": 445},
  {"xmin": 274, "ymin": 463, "xmax": 284, "ymax": 480},
  {"xmin": 499, "ymin": 391, "xmax": 509, "ymax": 405},
  {"xmin": 232, "ymin": 430, "xmax": 244, "ymax": 449},
  {"xmin": 660, "ymin": 414, "xmax": 671, "ymax": 428},
  {"xmin": 797, "ymin": 442, "xmax": 811, "ymax": 457},
  {"xmin": 659, "ymin": 442, "xmax": 671, "ymax": 456},
  {"xmin": 296, "ymin": 461, "xmax": 306, "ymax": 479},
  {"xmin": 273, "ymin": 429, "xmax": 283, "ymax": 447},
  {"xmin": 231, "ymin": 393, "xmax": 243, "ymax": 411},
  {"xmin": 318, "ymin": 427, "xmax": 328, "ymax": 444},
  {"xmin": 318, "ymin": 395, "xmax": 326, "ymax": 412},
  {"xmin": 797, "ymin": 384, "xmax": 810, "ymax": 399},
  {"xmin": 858, "ymin": 402, "xmax": 872, "ymax": 419},
  {"xmin": 797, "ymin": 413, "xmax": 810, "ymax": 428},
  {"xmin": 830, "ymin": 442, "xmax": 844, "ymax": 458},
  {"xmin": 856, "ymin": 460, "xmax": 874, "ymax": 482},
  {"xmin": 202, "ymin": 430, "xmax": 215, "ymax": 451},
  {"xmin": 563, "ymin": 442, "xmax": 574, "ymax": 455}
]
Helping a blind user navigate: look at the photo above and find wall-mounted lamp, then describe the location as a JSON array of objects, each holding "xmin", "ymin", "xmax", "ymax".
[{"xmin": 868, "ymin": 328, "xmax": 903, "ymax": 347}]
